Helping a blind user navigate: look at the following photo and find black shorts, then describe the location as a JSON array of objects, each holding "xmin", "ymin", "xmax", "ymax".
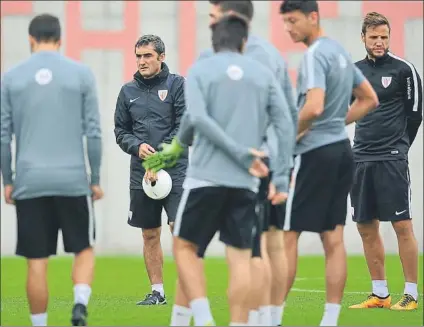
[
  {"xmin": 175, "ymin": 187, "xmax": 257, "ymax": 255},
  {"xmin": 128, "ymin": 184, "xmax": 183, "ymax": 229},
  {"xmin": 350, "ymin": 160, "xmax": 411, "ymax": 223},
  {"xmin": 15, "ymin": 196, "xmax": 95, "ymax": 259},
  {"xmin": 284, "ymin": 140, "xmax": 354, "ymax": 233}
]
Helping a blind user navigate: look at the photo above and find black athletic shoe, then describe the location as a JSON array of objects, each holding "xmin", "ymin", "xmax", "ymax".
[
  {"xmin": 71, "ymin": 303, "xmax": 88, "ymax": 326},
  {"xmin": 136, "ymin": 290, "xmax": 167, "ymax": 305}
]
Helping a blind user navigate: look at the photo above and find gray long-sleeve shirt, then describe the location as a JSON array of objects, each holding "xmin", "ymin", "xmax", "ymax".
[
  {"xmin": 198, "ymin": 35, "xmax": 297, "ymax": 172},
  {"xmin": 177, "ymin": 51, "xmax": 295, "ymax": 193},
  {"xmin": 295, "ymin": 37, "xmax": 366, "ymax": 155},
  {"xmin": 0, "ymin": 51, "xmax": 102, "ymax": 200}
]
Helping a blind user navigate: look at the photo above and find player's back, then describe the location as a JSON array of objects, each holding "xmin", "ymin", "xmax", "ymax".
[
  {"xmin": 296, "ymin": 37, "xmax": 355, "ymax": 155},
  {"xmin": 187, "ymin": 51, "xmax": 274, "ymax": 191},
  {"xmin": 1, "ymin": 51, "xmax": 99, "ymax": 199}
]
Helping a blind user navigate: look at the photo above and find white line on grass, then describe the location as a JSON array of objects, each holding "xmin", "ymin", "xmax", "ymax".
[
  {"xmin": 291, "ymin": 288, "xmax": 423, "ymax": 297},
  {"xmin": 292, "ymin": 288, "xmax": 369, "ymax": 295}
]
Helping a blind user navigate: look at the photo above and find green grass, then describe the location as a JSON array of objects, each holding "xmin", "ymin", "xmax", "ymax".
[{"xmin": 1, "ymin": 255, "xmax": 423, "ymax": 326}]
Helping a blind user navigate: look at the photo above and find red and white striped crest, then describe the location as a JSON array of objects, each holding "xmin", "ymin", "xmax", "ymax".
[{"xmin": 381, "ymin": 76, "xmax": 392, "ymax": 88}]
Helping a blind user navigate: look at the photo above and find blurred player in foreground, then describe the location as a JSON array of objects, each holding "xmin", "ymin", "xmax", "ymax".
[
  {"xmin": 0, "ymin": 14, "xmax": 103, "ymax": 326},
  {"xmin": 279, "ymin": 1, "xmax": 379, "ymax": 326},
  {"xmin": 349, "ymin": 12, "xmax": 422, "ymax": 311},
  {"xmin": 169, "ymin": 1, "xmax": 297, "ymax": 325},
  {"xmin": 114, "ymin": 35, "xmax": 187, "ymax": 305},
  {"xmin": 143, "ymin": 14, "xmax": 295, "ymax": 325}
]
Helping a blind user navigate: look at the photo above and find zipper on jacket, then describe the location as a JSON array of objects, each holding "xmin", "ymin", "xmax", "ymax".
[{"xmin": 147, "ymin": 87, "xmax": 151, "ymax": 137}]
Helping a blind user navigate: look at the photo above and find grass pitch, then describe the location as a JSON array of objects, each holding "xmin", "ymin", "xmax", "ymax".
[{"xmin": 1, "ymin": 254, "xmax": 423, "ymax": 326}]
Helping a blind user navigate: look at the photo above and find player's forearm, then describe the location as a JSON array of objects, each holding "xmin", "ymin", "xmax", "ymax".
[
  {"xmin": 176, "ymin": 114, "xmax": 195, "ymax": 146},
  {"xmin": 191, "ymin": 115, "xmax": 253, "ymax": 169},
  {"xmin": 281, "ymin": 70, "xmax": 298, "ymax": 134},
  {"xmin": 345, "ymin": 97, "xmax": 377, "ymax": 125},
  {"xmin": 0, "ymin": 142, "xmax": 13, "ymax": 185},
  {"xmin": 87, "ymin": 138, "xmax": 102, "ymax": 185},
  {"xmin": 297, "ymin": 105, "xmax": 318, "ymax": 134},
  {"xmin": 272, "ymin": 114, "xmax": 295, "ymax": 193}
]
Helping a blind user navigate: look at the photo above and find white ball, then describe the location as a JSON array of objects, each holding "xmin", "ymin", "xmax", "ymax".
[{"xmin": 142, "ymin": 169, "xmax": 173, "ymax": 200}]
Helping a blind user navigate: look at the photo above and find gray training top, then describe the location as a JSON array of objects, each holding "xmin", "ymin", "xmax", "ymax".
[
  {"xmin": 295, "ymin": 36, "xmax": 366, "ymax": 155},
  {"xmin": 0, "ymin": 51, "xmax": 102, "ymax": 200},
  {"xmin": 177, "ymin": 51, "xmax": 295, "ymax": 193},
  {"xmin": 199, "ymin": 35, "xmax": 298, "ymax": 172}
]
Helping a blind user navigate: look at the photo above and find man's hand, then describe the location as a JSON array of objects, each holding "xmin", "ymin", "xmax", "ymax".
[
  {"xmin": 91, "ymin": 185, "xmax": 104, "ymax": 201},
  {"xmin": 248, "ymin": 148, "xmax": 269, "ymax": 178},
  {"xmin": 249, "ymin": 158, "xmax": 269, "ymax": 178},
  {"xmin": 143, "ymin": 137, "xmax": 184, "ymax": 172},
  {"xmin": 144, "ymin": 169, "xmax": 158, "ymax": 183},
  {"xmin": 296, "ymin": 129, "xmax": 309, "ymax": 142},
  {"xmin": 139, "ymin": 143, "xmax": 156, "ymax": 159},
  {"xmin": 4, "ymin": 184, "xmax": 14, "ymax": 205},
  {"xmin": 267, "ymin": 183, "xmax": 288, "ymax": 205}
]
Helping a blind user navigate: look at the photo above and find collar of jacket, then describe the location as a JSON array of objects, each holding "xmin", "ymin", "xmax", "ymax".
[
  {"xmin": 365, "ymin": 52, "xmax": 390, "ymax": 67},
  {"xmin": 133, "ymin": 62, "xmax": 169, "ymax": 88}
]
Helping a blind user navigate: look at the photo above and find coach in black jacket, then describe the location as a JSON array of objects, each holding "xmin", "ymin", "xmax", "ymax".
[
  {"xmin": 114, "ymin": 35, "xmax": 187, "ymax": 306},
  {"xmin": 349, "ymin": 13, "xmax": 422, "ymax": 310}
]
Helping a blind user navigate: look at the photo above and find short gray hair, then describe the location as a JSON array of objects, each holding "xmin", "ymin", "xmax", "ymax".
[{"xmin": 134, "ymin": 34, "xmax": 165, "ymax": 55}]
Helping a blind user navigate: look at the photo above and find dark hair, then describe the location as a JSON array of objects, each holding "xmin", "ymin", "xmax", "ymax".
[
  {"xmin": 209, "ymin": 0, "xmax": 254, "ymax": 21},
  {"xmin": 211, "ymin": 15, "xmax": 248, "ymax": 53},
  {"xmin": 280, "ymin": 0, "xmax": 319, "ymax": 15},
  {"xmin": 362, "ymin": 12, "xmax": 391, "ymax": 35},
  {"xmin": 28, "ymin": 14, "xmax": 61, "ymax": 43},
  {"xmin": 134, "ymin": 34, "xmax": 165, "ymax": 55}
]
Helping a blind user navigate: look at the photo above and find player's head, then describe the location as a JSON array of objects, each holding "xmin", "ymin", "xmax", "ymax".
[
  {"xmin": 280, "ymin": 0, "xmax": 320, "ymax": 44},
  {"xmin": 208, "ymin": 1, "xmax": 253, "ymax": 27},
  {"xmin": 361, "ymin": 12, "xmax": 390, "ymax": 59},
  {"xmin": 211, "ymin": 15, "xmax": 248, "ymax": 53},
  {"xmin": 134, "ymin": 35, "xmax": 166, "ymax": 79},
  {"xmin": 28, "ymin": 14, "xmax": 61, "ymax": 53}
]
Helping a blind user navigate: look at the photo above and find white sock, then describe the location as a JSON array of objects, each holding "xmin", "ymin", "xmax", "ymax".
[
  {"xmin": 230, "ymin": 323, "xmax": 247, "ymax": 326},
  {"xmin": 74, "ymin": 284, "xmax": 92, "ymax": 306},
  {"xmin": 248, "ymin": 310, "xmax": 259, "ymax": 325},
  {"xmin": 30, "ymin": 313, "xmax": 47, "ymax": 326},
  {"xmin": 259, "ymin": 305, "xmax": 272, "ymax": 326},
  {"xmin": 404, "ymin": 282, "xmax": 418, "ymax": 301},
  {"xmin": 152, "ymin": 283, "xmax": 165, "ymax": 297},
  {"xmin": 372, "ymin": 280, "xmax": 389, "ymax": 298},
  {"xmin": 170, "ymin": 304, "xmax": 192, "ymax": 326},
  {"xmin": 270, "ymin": 302, "xmax": 284, "ymax": 326},
  {"xmin": 319, "ymin": 303, "xmax": 341, "ymax": 326},
  {"xmin": 190, "ymin": 297, "xmax": 215, "ymax": 326}
]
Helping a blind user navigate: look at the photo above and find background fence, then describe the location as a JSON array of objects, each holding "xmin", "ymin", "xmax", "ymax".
[{"xmin": 1, "ymin": 1, "xmax": 423, "ymax": 256}]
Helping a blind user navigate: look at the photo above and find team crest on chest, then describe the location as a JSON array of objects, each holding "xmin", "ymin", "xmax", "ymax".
[
  {"xmin": 158, "ymin": 90, "xmax": 168, "ymax": 101},
  {"xmin": 381, "ymin": 76, "xmax": 392, "ymax": 88}
]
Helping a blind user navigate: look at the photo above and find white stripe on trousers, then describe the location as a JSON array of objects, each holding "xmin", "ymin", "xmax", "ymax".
[
  {"xmin": 283, "ymin": 155, "xmax": 302, "ymax": 231},
  {"xmin": 86, "ymin": 195, "xmax": 95, "ymax": 246},
  {"xmin": 407, "ymin": 169, "xmax": 412, "ymax": 217},
  {"xmin": 173, "ymin": 188, "xmax": 191, "ymax": 237}
]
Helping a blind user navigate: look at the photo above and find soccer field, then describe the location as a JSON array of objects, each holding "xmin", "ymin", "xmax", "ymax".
[{"xmin": 1, "ymin": 255, "xmax": 422, "ymax": 326}]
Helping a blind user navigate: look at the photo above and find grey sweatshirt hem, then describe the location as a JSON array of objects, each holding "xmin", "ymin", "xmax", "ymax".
[{"xmin": 187, "ymin": 168, "xmax": 259, "ymax": 193}]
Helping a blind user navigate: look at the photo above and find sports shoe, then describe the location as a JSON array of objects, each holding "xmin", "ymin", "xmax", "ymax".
[
  {"xmin": 71, "ymin": 303, "xmax": 88, "ymax": 326},
  {"xmin": 390, "ymin": 294, "xmax": 418, "ymax": 311},
  {"xmin": 136, "ymin": 290, "xmax": 167, "ymax": 305},
  {"xmin": 349, "ymin": 293, "xmax": 391, "ymax": 309}
]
